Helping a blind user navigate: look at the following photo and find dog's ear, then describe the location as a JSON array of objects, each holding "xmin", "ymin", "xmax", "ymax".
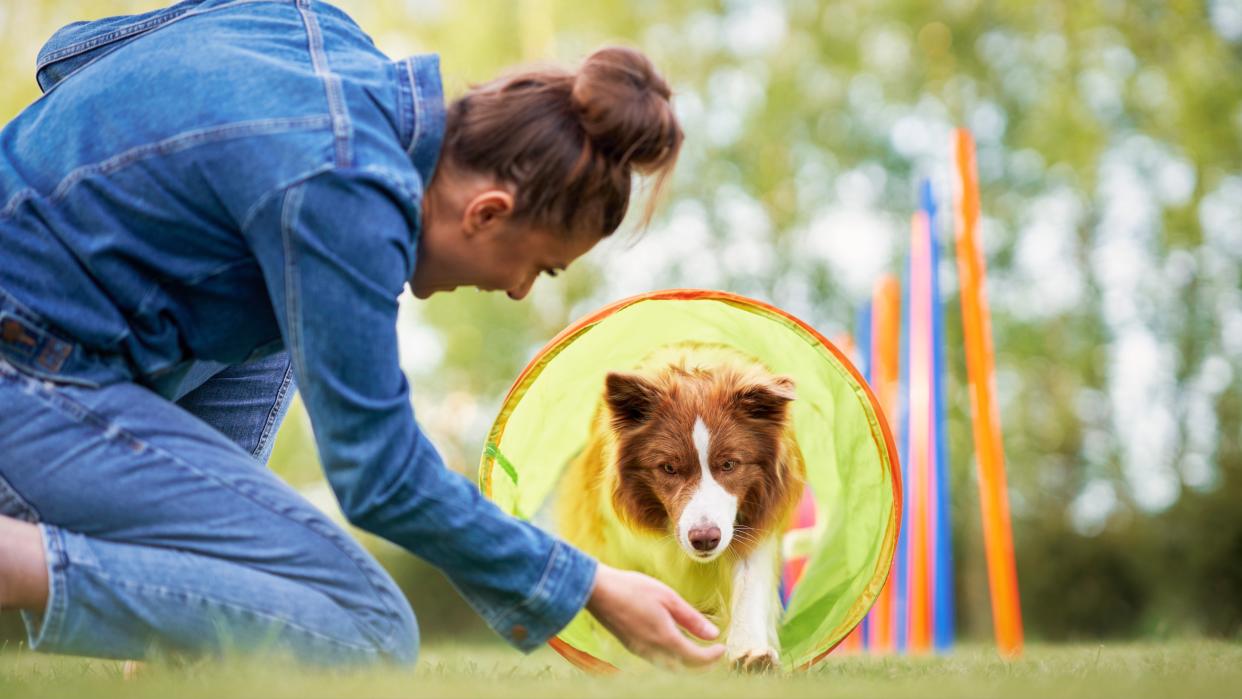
[
  {"xmin": 734, "ymin": 375, "xmax": 796, "ymax": 421},
  {"xmin": 605, "ymin": 372, "xmax": 662, "ymax": 428}
]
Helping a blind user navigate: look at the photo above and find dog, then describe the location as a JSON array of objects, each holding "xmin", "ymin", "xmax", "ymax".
[{"xmin": 556, "ymin": 342, "xmax": 806, "ymax": 670}]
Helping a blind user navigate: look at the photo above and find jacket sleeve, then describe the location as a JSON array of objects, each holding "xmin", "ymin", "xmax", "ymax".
[{"xmin": 241, "ymin": 168, "xmax": 597, "ymax": 651}]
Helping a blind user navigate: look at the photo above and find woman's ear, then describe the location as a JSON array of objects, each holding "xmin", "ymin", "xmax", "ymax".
[{"xmin": 462, "ymin": 189, "xmax": 515, "ymax": 237}]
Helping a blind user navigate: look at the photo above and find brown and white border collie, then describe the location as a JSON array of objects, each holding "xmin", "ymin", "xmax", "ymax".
[{"xmin": 556, "ymin": 342, "xmax": 806, "ymax": 670}]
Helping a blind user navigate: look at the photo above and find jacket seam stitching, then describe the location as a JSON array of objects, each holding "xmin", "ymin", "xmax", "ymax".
[
  {"xmin": 36, "ymin": 0, "xmax": 275, "ymax": 70},
  {"xmin": 405, "ymin": 57, "xmax": 423, "ymax": 157},
  {"xmin": 34, "ymin": 0, "xmax": 280, "ymax": 96},
  {"xmin": 37, "ymin": 10, "xmax": 193, "ymax": 67},
  {"xmin": 394, "ymin": 60, "xmax": 414, "ymax": 153},
  {"xmin": 0, "ymin": 115, "xmax": 332, "ymax": 222},
  {"xmin": 296, "ymin": 0, "xmax": 352, "ymax": 167},
  {"xmin": 280, "ymin": 183, "xmax": 306, "ymax": 387}
]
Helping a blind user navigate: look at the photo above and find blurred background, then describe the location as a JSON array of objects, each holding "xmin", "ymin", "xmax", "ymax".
[{"xmin": 2, "ymin": 0, "xmax": 1240, "ymax": 648}]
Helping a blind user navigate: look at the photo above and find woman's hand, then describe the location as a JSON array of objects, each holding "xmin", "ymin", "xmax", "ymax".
[{"xmin": 585, "ymin": 562, "xmax": 727, "ymax": 669}]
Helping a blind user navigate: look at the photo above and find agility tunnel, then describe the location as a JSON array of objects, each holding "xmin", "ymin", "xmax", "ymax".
[{"xmin": 478, "ymin": 289, "xmax": 903, "ymax": 672}]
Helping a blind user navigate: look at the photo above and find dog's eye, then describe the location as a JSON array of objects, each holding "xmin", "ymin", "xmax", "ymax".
[
  {"xmin": 661, "ymin": 463, "xmax": 677, "ymax": 475},
  {"xmin": 720, "ymin": 460, "xmax": 737, "ymax": 472}
]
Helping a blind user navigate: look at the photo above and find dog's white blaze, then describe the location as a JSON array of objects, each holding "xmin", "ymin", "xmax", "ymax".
[{"xmin": 678, "ymin": 417, "xmax": 737, "ymax": 561}]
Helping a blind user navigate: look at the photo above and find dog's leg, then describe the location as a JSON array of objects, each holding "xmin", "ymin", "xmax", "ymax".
[{"xmin": 726, "ymin": 537, "xmax": 781, "ymax": 672}]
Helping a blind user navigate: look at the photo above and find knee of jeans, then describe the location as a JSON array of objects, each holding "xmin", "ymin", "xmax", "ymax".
[
  {"xmin": 353, "ymin": 572, "xmax": 419, "ymax": 665},
  {"xmin": 385, "ymin": 598, "xmax": 419, "ymax": 665},
  {"xmin": 370, "ymin": 590, "xmax": 419, "ymax": 665}
]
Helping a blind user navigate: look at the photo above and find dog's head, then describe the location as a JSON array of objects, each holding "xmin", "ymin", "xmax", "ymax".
[{"xmin": 604, "ymin": 364, "xmax": 797, "ymax": 562}]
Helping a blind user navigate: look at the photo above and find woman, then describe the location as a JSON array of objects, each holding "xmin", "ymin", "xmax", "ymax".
[{"xmin": 0, "ymin": 0, "xmax": 725, "ymax": 668}]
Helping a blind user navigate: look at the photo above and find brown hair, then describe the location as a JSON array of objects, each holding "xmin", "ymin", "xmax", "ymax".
[{"xmin": 440, "ymin": 46, "xmax": 683, "ymax": 237}]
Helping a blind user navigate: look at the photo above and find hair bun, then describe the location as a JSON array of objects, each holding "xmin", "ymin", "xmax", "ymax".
[
  {"xmin": 570, "ymin": 46, "xmax": 682, "ymax": 174},
  {"xmin": 443, "ymin": 46, "xmax": 682, "ymax": 235}
]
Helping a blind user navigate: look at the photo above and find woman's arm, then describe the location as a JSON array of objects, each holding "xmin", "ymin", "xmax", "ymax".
[
  {"xmin": 242, "ymin": 168, "xmax": 722, "ymax": 665},
  {"xmin": 244, "ymin": 168, "xmax": 589, "ymax": 650}
]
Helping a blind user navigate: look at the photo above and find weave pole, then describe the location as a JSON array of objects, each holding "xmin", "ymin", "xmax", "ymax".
[
  {"xmin": 893, "ymin": 252, "xmax": 911, "ymax": 652},
  {"xmin": 906, "ymin": 209, "xmax": 934, "ymax": 652},
  {"xmin": 952, "ymin": 129, "xmax": 1023, "ymax": 657},
  {"xmin": 924, "ymin": 179, "xmax": 956, "ymax": 652},
  {"xmin": 853, "ymin": 304, "xmax": 874, "ymax": 650},
  {"xmin": 863, "ymin": 276, "xmax": 902, "ymax": 652}
]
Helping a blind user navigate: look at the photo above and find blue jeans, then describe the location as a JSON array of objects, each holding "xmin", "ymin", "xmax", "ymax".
[{"xmin": 0, "ymin": 354, "xmax": 419, "ymax": 665}]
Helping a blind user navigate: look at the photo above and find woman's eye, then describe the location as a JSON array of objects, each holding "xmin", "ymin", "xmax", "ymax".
[
  {"xmin": 720, "ymin": 460, "xmax": 736, "ymax": 472},
  {"xmin": 661, "ymin": 463, "xmax": 676, "ymax": 475}
]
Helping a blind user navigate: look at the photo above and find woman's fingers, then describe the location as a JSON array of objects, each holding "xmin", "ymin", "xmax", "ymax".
[
  {"xmin": 658, "ymin": 593, "xmax": 726, "ymax": 666},
  {"xmin": 585, "ymin": 564, "xmax": 728, "ymax": 669},
  {"xmin": 664, "ymin": 590, "xmax": 720, "ymax": 640},
  {"xmin": 665, "ymin": 633, "xmax": 727, "ymax": 667}
]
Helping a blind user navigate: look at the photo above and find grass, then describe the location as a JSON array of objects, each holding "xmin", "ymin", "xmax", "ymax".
[{"xmin": 2, "ymin": 640, "xmax": 1240, "ymax": 699}]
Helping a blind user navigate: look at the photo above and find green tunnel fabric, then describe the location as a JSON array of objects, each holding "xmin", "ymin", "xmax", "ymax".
[{"xmin": 479, "ymin": 291, "xmax": 900, "ymax": 671}]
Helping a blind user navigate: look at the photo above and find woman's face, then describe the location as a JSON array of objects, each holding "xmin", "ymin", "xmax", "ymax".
[{"xmin": 411, "ymin": 169, "xmax": 600, "ymax": 300}]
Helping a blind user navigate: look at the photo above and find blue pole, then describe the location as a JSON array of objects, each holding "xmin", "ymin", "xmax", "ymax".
[
  {"xmin": 856, "ymin": 303, "xmax": 873, "ymax": 384},
  {"xmin": 893, "ymin": 237, "xmax": 912, "ymax": 652},
  {"xmin": 855, "ymin": 301, "xmax": 873, "ymax": 649},
  {"xmin": 923, "ymin": 178, "xmax": 956, "ymax": 651}
]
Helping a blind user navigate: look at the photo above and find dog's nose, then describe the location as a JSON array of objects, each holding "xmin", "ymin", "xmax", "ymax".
[{"xmin": 689, "ymin": 525, "xmax": 722, "ymax": 552}]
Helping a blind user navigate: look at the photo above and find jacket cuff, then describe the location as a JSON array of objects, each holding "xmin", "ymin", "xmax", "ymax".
[{"xmin": 494, "ymin": 540, "xmax": 598, "ymax": 652}]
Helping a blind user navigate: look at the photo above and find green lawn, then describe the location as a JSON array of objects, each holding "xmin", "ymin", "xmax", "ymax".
[{"xmin": 2, "ymin": 641, "xmax": 1240, "ymax": 699}]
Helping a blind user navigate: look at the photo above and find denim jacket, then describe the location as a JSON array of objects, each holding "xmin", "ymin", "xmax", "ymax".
[{"xmin": 0, "ymin": 0, "xmax": 595, "ymax": 651}]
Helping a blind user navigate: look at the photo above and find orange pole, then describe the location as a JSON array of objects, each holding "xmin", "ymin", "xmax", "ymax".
[
  {"xmin": 869, "ymin": 276, "xmax": 902, "ymax": 652},
  {"xmin": 952, "ymin": 129, "xmax": 1024, "ymax": 657}
]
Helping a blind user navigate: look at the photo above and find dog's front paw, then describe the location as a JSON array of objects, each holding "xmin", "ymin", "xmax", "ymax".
[{"xmin": 728, "ymin": 647, "xmax": 780, "ymax": 673}]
